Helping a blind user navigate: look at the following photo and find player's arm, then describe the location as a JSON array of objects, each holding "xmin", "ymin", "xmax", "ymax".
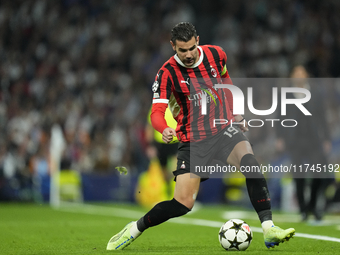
[
  {"xmin": 150, "ymin": 69, "xmax": 176, "ymax": 143},
  {"xmin": 151, "ymin": 103, "xmax": 176, "ymax": 143},
  {"xmin": 233, "ymin": 114, "xmax": 249, "ymax": 132}
]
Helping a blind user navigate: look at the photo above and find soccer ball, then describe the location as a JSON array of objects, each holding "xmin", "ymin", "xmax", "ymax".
[{"xmin": 218, "ymin": 219, "xmax": 253, "ymax": 251}]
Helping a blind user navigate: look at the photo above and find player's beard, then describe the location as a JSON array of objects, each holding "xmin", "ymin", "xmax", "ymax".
[
  {"xmin": 183, "ymin": 52, "xmax": 198, "ymax": 67},
  {"xmin": 184, "ymin": 58, "xmax": 195, "ymax": 66},
  {"xmin": 183, "ymin": 53, "xmax": 198, "ymax": 67}
]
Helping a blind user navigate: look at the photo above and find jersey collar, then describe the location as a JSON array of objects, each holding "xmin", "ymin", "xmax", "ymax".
[{"xmin": 174, "ymin": 46, "xmax": 203, "ymax": 68}]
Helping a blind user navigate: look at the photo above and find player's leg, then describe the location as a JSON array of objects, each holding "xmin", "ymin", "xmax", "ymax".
[
  {"xmin": 294, "ymin": 178, "xmax": 307, "ymax": 221},
  {"xmin": 227, "ymin": 141, "xmax": 273, "ymax": 224},
  {"xmin": 309, "ymin": 178, "xmax": 324, "ymax": 221},
  {"xmin": 291, "ymin": 152, "xmax": 307, "ymax": 221},
  {"xmin": 308, "ymin": 151, "xmax": 330, "ymax": 221},
  {"xmin": 135, "ymin": 173, "xmax": 199, "ymax": 235},
  {"xmin": 107, "ymin": 147, "xmax": 199, "ymax": 251},
  {"xmin": 173, "ymin": 173, "xmax": 200, "ymax": 209},
  {"xmin": 227, "ymin": 141, "xmax": 295, "ymax": 248}
]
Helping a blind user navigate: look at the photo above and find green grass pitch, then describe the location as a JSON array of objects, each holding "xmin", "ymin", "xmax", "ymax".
[{"xmin": 1, "ymin": 203, "xmax": 340, "ymax": 254}]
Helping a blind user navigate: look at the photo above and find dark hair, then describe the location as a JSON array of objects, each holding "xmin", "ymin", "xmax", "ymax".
[{"xmin": 171, "ymin": 22, "xmax": 197, "ymax": 44}]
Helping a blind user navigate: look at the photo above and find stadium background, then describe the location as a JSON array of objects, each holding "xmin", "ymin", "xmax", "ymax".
[{"xmin": 0, "ymin": 0, "xmax": 340, "ymax": 211}]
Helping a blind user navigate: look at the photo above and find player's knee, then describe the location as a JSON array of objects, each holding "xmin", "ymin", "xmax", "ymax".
[
  {"xmin": 184, "ymin": 199, "xmax": 195, "ymax": 210},
  {"xmin": 240, "ymin": 153, "xmax": 258, "ymax": 167},
  {"xmin": 240, "ymin": 153, "xmax": 264, "ymax": 178},
  {"xmin": 174, "ymin": 194, "xmax": 196, "ymax": 210},
  {"xmin": 170, "ymin": 198, "xmax": 192, "ymax": 215}
]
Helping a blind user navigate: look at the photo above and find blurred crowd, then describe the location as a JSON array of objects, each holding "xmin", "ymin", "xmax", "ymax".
[{"xmin": 1, "ymin": 0, "xmax": 340, "ymax": 200}]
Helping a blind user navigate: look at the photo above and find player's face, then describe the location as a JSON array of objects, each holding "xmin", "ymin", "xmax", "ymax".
[
  {"xmin": 291, "ymin": 65, "xmax": 309, "ymax": 88},
  {"xmin": 171, "ymin": 36, "xmax": 199, "ymax": 67}
]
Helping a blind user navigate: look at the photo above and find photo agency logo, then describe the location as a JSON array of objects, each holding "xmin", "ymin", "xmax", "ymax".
[{"xmin": 199, "ymin": 82, "xmax": 312, "ymax": 128}]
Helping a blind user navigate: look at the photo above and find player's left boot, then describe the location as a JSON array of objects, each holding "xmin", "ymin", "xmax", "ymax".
[
  {"xmin": 106, "ymin": 221, "xmax": 141, "ymax": 250},
  {"xmin": 264, "ymin": 226, "xmax": 295, "ymax": 248}
]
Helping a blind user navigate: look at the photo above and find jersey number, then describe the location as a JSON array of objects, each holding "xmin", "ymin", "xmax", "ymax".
[{"xmin": 223, "ymin": 126, "xmax": 239, "ymax": 138}]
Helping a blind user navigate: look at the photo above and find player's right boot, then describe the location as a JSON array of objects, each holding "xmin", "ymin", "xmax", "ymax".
[
  {"xmin": 264, "ymin": 226, "xmax": 295, "ymax": 248},
  {"xmin": 106, "ymin": 221, "xmax": 141, "ymax": 250}
]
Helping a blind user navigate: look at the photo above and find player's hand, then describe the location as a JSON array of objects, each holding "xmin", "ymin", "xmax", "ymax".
[
  {"xmin": 234, "ymin": 115, "xmax": 248, "ymax": 132},
  {"xmin": 275, "ymin": 138, "xmax": 285, "ymax": 152},
  {"xmin": 146, "ymin": 145, "xmax": 157, "ymax": 159},
  {"xmin": 323, "ymin": 140, "xmax": 332, "ymax": 154},
  {"xmin": 162, "ymin": 127, "xmax": 177, "ymax": 144}
]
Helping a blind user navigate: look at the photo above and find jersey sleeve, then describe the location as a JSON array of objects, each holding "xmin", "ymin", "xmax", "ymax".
[
  {"xmin": 219, "ymin": 46, "xmax": 230, "ymax": 79},
  {"xmin": 152, "ymin": 69, "xmax": 172, "ymax": 104},
  {"xmin": 151, "ymin": 103, "xmax": 168, "ymax": 134},
  {"xmin": 150, "ymin": 68, "xmax": 173, "ymax": 133}
]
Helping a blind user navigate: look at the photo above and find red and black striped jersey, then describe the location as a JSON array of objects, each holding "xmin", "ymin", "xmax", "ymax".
[{"xmin": 151, "ymin": 45, "xmax": 235, "ymax": 142}]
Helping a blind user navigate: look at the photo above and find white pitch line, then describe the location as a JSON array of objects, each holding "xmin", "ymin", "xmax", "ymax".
[
  {"xmin": 222, "ymin": 210, "xmax": 340, "ymax": 226},
  {"xmin": 55, "ymin": 203, "xmax": 340, "ymax": 243},
  {"xmin": 57, "ymin": 202, "xmax": 144, "ymax": 219},
  {"xmin": 294, "ymin": 233, "xmax": 340, "ymax": 243}
]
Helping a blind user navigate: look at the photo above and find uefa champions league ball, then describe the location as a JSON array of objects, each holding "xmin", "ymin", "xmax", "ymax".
[{"xmin": 218, "ymin": 219, "xmax": 253, "ymax": 251}]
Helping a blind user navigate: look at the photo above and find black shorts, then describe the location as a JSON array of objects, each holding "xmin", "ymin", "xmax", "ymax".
[{"xmin": 173, "ymin": 126, "xmax": 249, "ymax": 181}]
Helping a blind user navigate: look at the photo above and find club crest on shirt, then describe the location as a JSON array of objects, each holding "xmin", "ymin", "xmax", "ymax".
[
  {"xmin": 152, "ymin": 81, "xmax": 159, "ymax": 92},
  {"xmin": 210, "ymin": 66, "xmax": 217, "ymax": 77},
  {"xmin": 181, "ymin": 161, "xmax": 186, "ymax": 169}
]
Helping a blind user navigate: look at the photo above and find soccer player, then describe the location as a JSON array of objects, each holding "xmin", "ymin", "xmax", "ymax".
[{"xmin": 107, "ymin": 22, "xmax": 295, "ymax": 250}]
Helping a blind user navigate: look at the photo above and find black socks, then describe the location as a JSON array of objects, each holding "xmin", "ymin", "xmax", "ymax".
[
  {"xmin": 240, "ymin": 153, "xmax": 272, "ymax": 223},
  {"xmin": 137, "ymin": 198, "xmax": 191, "ymax": 232}
]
